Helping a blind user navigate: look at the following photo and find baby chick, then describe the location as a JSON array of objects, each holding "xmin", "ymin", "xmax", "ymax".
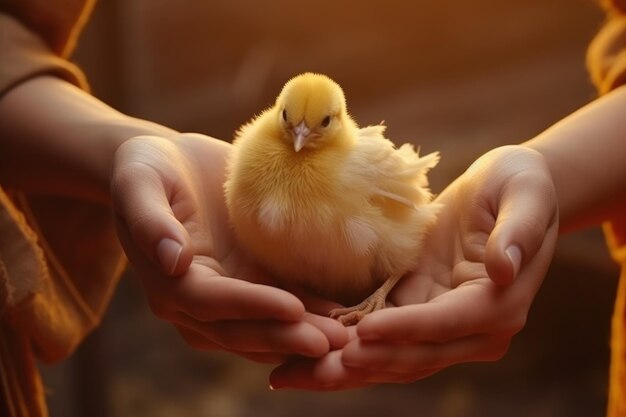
[{"xmin": 224, "ymin": 73, "xmax": 440, "ymax": 325}]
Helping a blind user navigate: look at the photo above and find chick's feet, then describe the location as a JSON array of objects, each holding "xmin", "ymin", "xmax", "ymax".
[
  {"xmin": 329, "ymin": 274, "xmax": 401, "ymax": 326},
  {"xmin": 329, "ymin": 292, "xmax": 387, "ymax": 326}
]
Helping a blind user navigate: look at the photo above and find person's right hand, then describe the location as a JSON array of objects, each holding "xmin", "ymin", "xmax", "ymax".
[{"xmin": 110, "ymin": 133, "xmax": 348, "ymax": 364}]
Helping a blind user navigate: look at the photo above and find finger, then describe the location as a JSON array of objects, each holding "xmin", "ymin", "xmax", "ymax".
[
  {"xmin": 341, "ymin": 335, "xmax": 510, "ymax": 374},
  {"xmin": 237, "ymin": 352, "xmax": 290, "ymax": 364},
  {"xmin": 269, "ymin": 353, "xmax": 372, "ymax": 391},
  {"xmin": 302, "ymin": 313, "xmax": 350, "ymax": 349},
  {"xmin": 309, "ymin": 350, "xmax": 434, "ymax": 386},
  {"xmin": 176, "ymin": 317, "xmax": 330, "ymax": 358},
  {"xmin": 176, "ymin": 325, "xmax": 289, "ymax": 363},
  {"xmin": 111, "ymin": 137, "xmax": 194, "ymax": 276},
  {"xmin": 288, "ymin": 286, "xmax": 344, "ymax": 315},
  {"xmin": 270, "ymin": 359, "xmax": 329, "ymax": 390},
  {"xmin": 364, "ymin": 368, "xmax": 442, "ymax": 384},
  {"xmin": 175, "ymin": 324, "xmax": 222, "ymax": 351},
  {"xmin": 177, "ymin": 309, "xmax": 350, "ymax": 356},
  {"xmin": 117, "ymin": 221, "xmax": 306, "ymax": 323},
  {"xmin": 485, "ymin": 170, "xmax": 557, "ymax": 285},
  {"xmin": 171, "ymin": 265, "xmax": 305, "ymax": 322},
  {"xmin": 356, "ymin": 281, "xmax": 523, "ymax": 343},
  {"xmin": 269, "ymin": 352, "xmax": 438, "ymax": 390}
]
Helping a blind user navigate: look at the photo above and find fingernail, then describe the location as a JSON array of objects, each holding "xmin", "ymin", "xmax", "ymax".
[
  {"xmin": 505, "ymin": 245, "xmax": 522, "ymax": 279},
  {"xmin": 269, "ymin": 379, "xmax": 286, "ymax": 390},
  {"xmin": 157, "ymin": 238, "xmax": 183, "ymax": 275}
]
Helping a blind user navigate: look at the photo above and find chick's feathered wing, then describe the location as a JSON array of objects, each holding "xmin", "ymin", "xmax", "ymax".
[
  {"xmin": 344, "ymin": 125, "xmax": 439, "ymax": 209},
  {"xmin": 332, "ymin": 124, "xmax": 441, "ymax": 295}
]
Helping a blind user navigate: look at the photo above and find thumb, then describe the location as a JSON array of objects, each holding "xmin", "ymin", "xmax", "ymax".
[
  {"xmin": 484, "ymin": 174, "xmax": 557, "ymax": 286},
  {"xmin": 111, "ymin": 142, "xmax": 193, "ymax": 276}
]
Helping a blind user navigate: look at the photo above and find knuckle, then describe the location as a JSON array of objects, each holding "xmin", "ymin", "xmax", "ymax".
[
  {"xmin": 421, "ymin": 354, "xmax": 443, "ymax": 370},
  {"xmin": 184, "ymin": 295, "xmax": 217, "ymax": 322},
  {"xmin": 504, "ymin": 310, "xmax": 528, "ymax": 336},
  {"xmin": 126, "ymin": 209, "xmax": 157, "ymax": 238},
  {"xmin": 183, "ymin": 334, "xmax": 213, "ymax": 351},
  {"xmin": 433, "ymin": 317, "xmax": 463, "ymax": 343},
  {"xmin": 147, "ymin": 299, "xmax": 171, "ymax": 320},
  {"xmin": 176, "ymin": 327, "xmax": 216, "ymax": 352},
  {"xmin": 109, "ymin": 164, "xmax": 135, "ymax": 201},
  {"xmin": 483, "ymin": 340, "xmax": 512, "ymax": 362}
]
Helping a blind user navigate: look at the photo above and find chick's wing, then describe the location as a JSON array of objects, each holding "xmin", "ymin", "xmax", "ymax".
[{"xmin": 341, "ymin": 125, "xmax": 439, "ymax": 209}]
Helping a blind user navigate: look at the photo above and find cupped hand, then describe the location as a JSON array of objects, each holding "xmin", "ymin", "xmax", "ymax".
[
  {"xmin": 270, "ymin": 145, "xmax": 559, "ymax": 388},
  {"xmin": 111, "ymin": 133, "xmax": 348, "ymax": 363}
]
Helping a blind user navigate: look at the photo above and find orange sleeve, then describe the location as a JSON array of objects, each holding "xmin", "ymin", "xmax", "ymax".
[
  {"xmin": 0, "ymin": 0, "xmax": 125, "ymax": 362},
  {"xmin": 587, "ymin": 12, "xmax": 626, "ymax": 95},
  {"xmin": 0, "ymin": 13, "xmax": 88, "ymax": 96},
  {"xmin": 588, "ymin": 4, "xmax": 626, "ymax": 416},
  {"xmin": 587, "ymin": 1, "xmax": 626, "ymax": 257},
  {"xmin": 0, "ymin": 0, "xmax": 96, "ymax": 96}
]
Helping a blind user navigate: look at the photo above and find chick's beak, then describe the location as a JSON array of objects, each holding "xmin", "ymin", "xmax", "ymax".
[{"xmin": 292, "ymin": 121, "xmax": 311, "ymax": 152}]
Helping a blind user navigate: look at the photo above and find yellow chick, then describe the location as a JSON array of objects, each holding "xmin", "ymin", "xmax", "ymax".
[{"xmin": 224, "ymin": 73, "xmax": 440, "ymax": 325}]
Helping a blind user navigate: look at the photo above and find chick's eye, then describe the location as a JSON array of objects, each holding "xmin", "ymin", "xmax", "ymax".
[
  {"xmin": 282, "ymin": 109, "xmax": 287, "ymax": 121},
  {"xmin": 321, "ymin": 115, "xmax": 331, "ymax": 127}
]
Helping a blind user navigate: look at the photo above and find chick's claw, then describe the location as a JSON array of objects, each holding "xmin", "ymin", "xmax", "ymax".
[
  {"xmin": 329, "ymin": 274, "xmax": 402, "ymax": 326},
  {"xmin": 329, "ymin": 294, "xmax": 386, "ymax": 326}
]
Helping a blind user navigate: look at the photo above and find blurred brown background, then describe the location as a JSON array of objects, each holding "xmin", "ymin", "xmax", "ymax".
[{"xmin": 40, "ymin": 0, "xmax": 621, "ymax": 416}]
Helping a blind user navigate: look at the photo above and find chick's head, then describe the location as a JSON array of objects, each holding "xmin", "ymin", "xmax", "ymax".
[{"xmin": 276, "ymin": 73, "xmax": 350, "ymax": 152}]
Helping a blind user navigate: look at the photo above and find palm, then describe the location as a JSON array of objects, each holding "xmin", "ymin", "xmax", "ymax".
[
  {"xmin": 173, "ymin": 134, "xmax": 273, "ymax": 284},
  {"xmin": 388, "ymin": 182, "xmax": 493, "ymax": 307}
]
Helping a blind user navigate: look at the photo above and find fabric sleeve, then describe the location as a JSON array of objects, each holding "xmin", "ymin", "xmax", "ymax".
[
  {"xmin": 0, "ymin": 0, "xmax": 126, "ymax": 363},
  {"xmin": 0, "ymin": 2, "xmax": 124, "ymax": 415},
  {"xmin": 0, "ymin": 13, "xmax": 89, "ymax": 96},
  {"xmin": 587, "ymin": 12, "xmax": 626, "ymax": 95},
  {"xmin": 587, "ymin": 2, "xmax": 626, "ymax": 262}
]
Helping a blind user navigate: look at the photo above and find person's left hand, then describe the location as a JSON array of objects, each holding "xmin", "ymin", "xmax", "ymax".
[
  {"xmin": 269, "ymin": 145, "xmax": 559, "ymax": 389},
  {"xmin": 111, "ymin": 133, "xmax": 347, "ymax": 364}
]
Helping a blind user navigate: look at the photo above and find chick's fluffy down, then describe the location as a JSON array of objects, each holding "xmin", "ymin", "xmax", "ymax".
[{"xmin": 225, "ymin": 115, "xmax": 440, "ymax": 305}]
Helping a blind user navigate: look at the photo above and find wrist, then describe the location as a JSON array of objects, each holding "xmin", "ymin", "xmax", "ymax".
[
  {"xmin": 523, "ymin": 86, "xmax": 626, "ymax": 232},
  {"xmin": 0, "ymin": 76, "xmax": 179, "ymax": 204}
]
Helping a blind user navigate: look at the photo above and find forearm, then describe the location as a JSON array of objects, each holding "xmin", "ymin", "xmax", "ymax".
[
  {"xmin": 0, "ymin": 76, "xmax": 177, "ymax": 203},
  {"xmin": 524, "ymin": 85, "xmax": 626, "ymax": 233}
]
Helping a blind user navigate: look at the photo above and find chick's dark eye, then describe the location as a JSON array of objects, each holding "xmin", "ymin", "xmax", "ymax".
[
  {"xmin": 282, "ymin": 109, "xmax": 287, "ymax": 121},
  {"xmin": 321, "ymin": 116, "xmax": 331, "ymax": 127}
]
